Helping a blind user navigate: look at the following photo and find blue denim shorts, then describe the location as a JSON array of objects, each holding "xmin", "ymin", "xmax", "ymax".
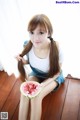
[{"xmin": 29, "ymin": 65, "xmax": 65, "ymax": 90}]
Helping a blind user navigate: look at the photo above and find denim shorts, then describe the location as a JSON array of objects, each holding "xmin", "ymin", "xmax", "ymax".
[{"xmin": 29, "ymin": 65, "xmax": 65, "ymax": 90}]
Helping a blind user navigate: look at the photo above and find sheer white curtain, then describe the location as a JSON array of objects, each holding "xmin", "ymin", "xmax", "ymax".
[{"xmin": 0, "ymin": 0, "xmax": 80, "ymax": 78}]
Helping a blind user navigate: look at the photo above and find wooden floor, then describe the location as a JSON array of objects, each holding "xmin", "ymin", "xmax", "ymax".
[{"xmin": 0, "ymin": 71, "xmax": 80, "ymax": 120}]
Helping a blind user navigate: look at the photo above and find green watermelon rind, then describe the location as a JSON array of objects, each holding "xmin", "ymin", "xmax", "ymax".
[{"xmin": 20, "ymin": 81, "xmax": 42, "ymax": 99}]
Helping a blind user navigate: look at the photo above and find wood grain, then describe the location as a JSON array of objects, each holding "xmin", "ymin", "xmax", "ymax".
[{"xmin": 0, "ymin": 71, "xmax": 80, "ymax": 120}]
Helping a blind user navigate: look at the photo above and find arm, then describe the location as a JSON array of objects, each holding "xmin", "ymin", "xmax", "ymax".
[{"xmin": 41, "ymin": 72, "xmax": 60, "ymax": 87}]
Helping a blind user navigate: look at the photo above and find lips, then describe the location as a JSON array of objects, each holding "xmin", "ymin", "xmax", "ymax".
[{"xmin": 35, "ymin": 41, "xmax": 41, "ymax": 44}]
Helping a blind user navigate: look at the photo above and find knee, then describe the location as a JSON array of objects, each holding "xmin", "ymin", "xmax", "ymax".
[
  {"xmin": 20, "ymin": 93, "xmax": 29, "ymax": 102},
  {"xmin": 31, "ymin": 95, "xmax": 42, "ymax": 105}
]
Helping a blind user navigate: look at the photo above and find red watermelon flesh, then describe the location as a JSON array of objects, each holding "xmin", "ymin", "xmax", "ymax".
[{"xmin": 22, "ymin": 82, "xmax": 40, "ymax": 95}]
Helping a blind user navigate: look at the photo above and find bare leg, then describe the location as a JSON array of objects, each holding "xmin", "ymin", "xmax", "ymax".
[
  {"xmin": 18, "ymin": 76, "xmax": 39, "ymax": 120},
  {"xmin": 30, "ymin": 80, "xmax": 58, "ymax": 120},
  {"xmin": 18, "ymin": 94, "xmax": 29, "ymax": 120},
  {"xmin": 31, "ymin": 96, "xmax": 42, "ymax": 120}
]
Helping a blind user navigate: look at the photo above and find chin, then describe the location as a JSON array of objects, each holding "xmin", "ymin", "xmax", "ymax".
[{"xmin": 33, "ymin": 43, "xmax": 42, "ymax": 47}]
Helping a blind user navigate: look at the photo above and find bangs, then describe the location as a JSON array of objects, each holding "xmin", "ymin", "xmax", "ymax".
[{"xmin": 28, "ymin": 17, "xmax": 47, "ymax": 32}]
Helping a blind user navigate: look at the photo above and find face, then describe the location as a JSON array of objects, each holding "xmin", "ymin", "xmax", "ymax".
[{"xmin": 29, "ymin": 25, "xmax": 49, "ymax": 48}]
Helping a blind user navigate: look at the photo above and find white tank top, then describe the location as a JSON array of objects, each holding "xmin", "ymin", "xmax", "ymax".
[
  {"xmin": 25, "ymin": 44, "xmax": 63, "ymax": 73},
  {"xmin": 28, "ymin": 47, "xmax": 50, "ymax": 72}
]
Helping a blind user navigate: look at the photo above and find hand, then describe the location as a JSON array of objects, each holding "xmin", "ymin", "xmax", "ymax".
[
  {"xmin": 15, "ymin": 54, "xmax": 22, "ymax": 61},
  {"xmin": 15, "ymin": 55, "xmax": 27, "ymax": 64}
]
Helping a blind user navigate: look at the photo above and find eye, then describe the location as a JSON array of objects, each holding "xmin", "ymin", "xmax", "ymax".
[
  {"xmin": 30, "ymin": 31, "xmax": 34, "ymax": 34},
  {"xmin": 39, "ymin": 32, "xmax": 44, "ymax": 34}
]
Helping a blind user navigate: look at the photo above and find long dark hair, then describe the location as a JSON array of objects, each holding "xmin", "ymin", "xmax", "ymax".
[{"xmin": 18, "ymin": 14, "xmax": 60, "ymax": 82}]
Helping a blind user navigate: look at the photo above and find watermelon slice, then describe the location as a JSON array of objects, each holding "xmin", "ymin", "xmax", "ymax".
[{"xmin": 20, "ymin": 81, "xmax": 42, "ymax": 98}]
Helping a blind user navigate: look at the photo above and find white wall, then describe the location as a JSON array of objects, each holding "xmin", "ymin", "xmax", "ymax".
[{"xmin": 0, "ymin": 0, "xmax": 80, "ymax": 78}]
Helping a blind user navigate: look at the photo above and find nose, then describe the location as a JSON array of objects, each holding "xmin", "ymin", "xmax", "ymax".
[{"xmin": 33, "ymin": 34, "xmax": 39, "ymax": 41}]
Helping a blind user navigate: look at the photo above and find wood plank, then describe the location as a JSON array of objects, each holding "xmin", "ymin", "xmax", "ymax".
[
  {"xmin": 0, "ymin": 71, "xmax": 80, "ymax": 120},
  {"xmin": 61, "ymin": 79, "xmax": 80, "ymax": 120},
  {"xmin": 0, "ymin": 74, "xmax": 17, "ymax": 110},
  {"xmin": 1, "ymin": 79, "xmax": 22, "ymax": 120},
  {"xmin": 0, "ymin": 71, "xmax": 8, "ymax": 88},
  {"xmin": 41, "ymin": 78, "xmax": 69, "ymax": 120},
  {"xmin": 11, "ymin": 103, "xmax": 19, "ymax": 120},
  {"xmin": 41, "ymin": 93, "xmax": 52, "ymax": 120},
  {"xmin": 0, "ymin": 71, "xmax": 4, "ymax": 75}
]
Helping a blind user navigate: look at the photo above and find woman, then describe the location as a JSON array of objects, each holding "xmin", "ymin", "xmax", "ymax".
[{"xmin": 16, "ymin": 14, "xmax": 64, "ymax": 120}]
